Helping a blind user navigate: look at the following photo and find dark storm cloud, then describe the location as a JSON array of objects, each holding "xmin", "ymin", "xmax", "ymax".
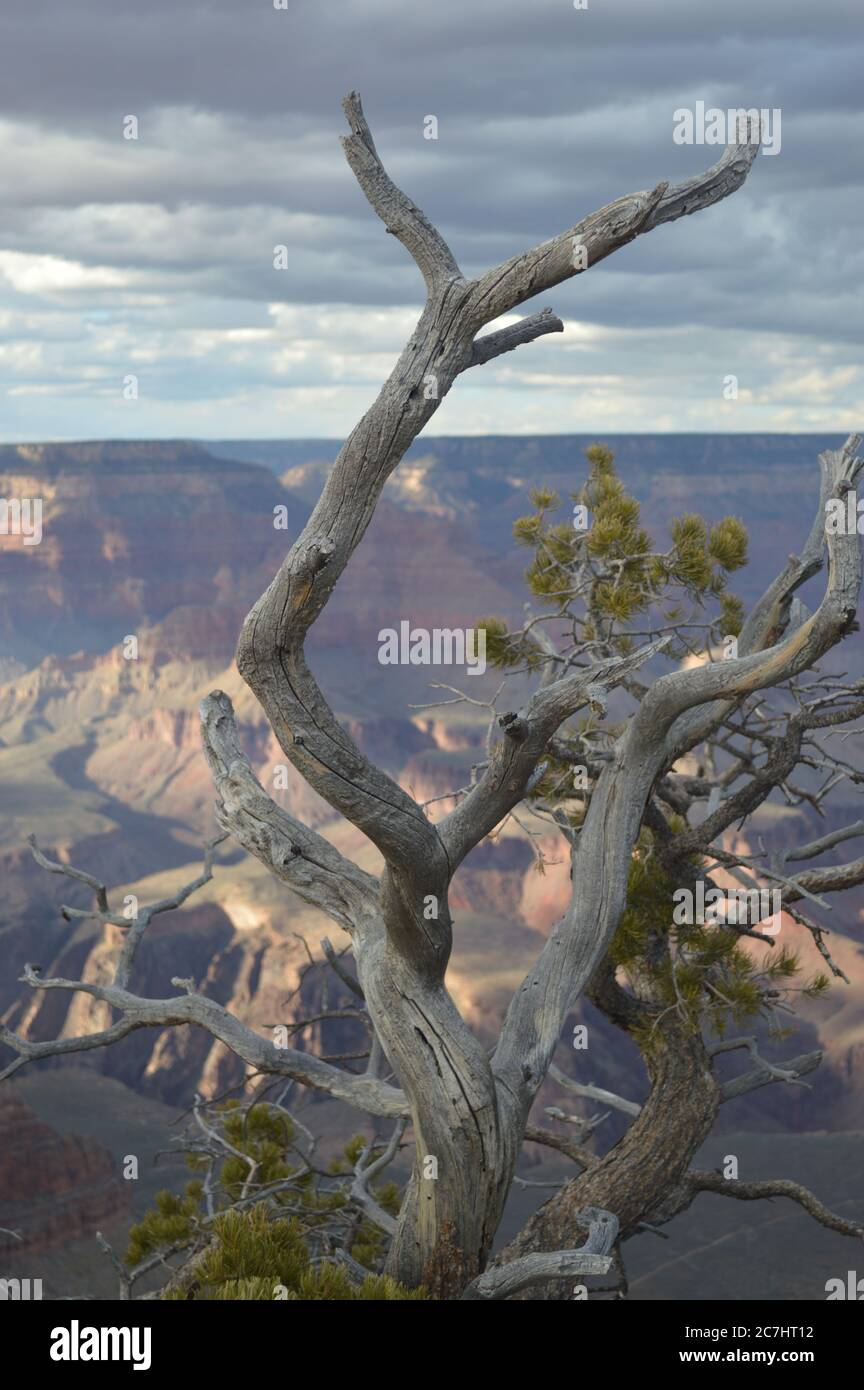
[{"xmin": 3, "ymin": 1, "xmax": 862, "ymax": 122}]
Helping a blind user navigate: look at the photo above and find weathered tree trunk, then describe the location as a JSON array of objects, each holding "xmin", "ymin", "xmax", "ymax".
[
  {"xmin": 359, "ymin": 929, "xmax": 518, "ymax": 1294},
  {"xmin": 498, "ymin": 1017, "xmax": 720, "ymax": 1299}
]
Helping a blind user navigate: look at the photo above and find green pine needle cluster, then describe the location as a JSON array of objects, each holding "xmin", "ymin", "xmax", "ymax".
[
  {"xmin": 126, "ymin": 1187, "xmax": 200, "ymax": 1267},
  {"xmin": 479, "ymin": 442, "xmax": 748, "ymax": 664},
  {"xmin": 164, "ymin": 1206, "xmax": 425, "ymax": 1301},
  {"xmin": 125, "ymin": 1103, "xmax": 413, "ymax": 1298},
  {"xmin": 211, "ymin": 1103, "xmax": 294, "ymax": 1199},
  {"xmin": 612, "ymin": 831, "xmax": 830, "ymax": 1042}
]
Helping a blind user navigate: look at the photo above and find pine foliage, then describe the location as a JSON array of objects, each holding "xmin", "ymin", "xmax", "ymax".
[{"xmin": 125, "ymin": 1103, "xmax": 423, "ymax": 1300}]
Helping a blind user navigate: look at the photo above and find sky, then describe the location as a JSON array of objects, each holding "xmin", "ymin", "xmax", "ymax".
[{"xmin": 0, "ymin": 0, "xmax": 862, "ymax": 441}]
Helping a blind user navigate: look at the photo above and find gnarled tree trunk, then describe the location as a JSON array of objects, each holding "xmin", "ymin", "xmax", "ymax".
[{"xmin": 498, "ymin": 979, "xmax": 720, "ymax": 1299}]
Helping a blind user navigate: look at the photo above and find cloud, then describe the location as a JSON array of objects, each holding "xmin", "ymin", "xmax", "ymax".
[
  {"xmin": 0, "ymin": 250, "xmax": 134, "ymax": 295},
  {"xmin": 0, "ymin": 0, "xmax": 861, "ymax": 437}
]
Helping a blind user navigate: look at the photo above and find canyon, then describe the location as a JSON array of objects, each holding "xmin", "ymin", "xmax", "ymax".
[{"xmin": 0, "ymin": 434, "xmax": 862, "ymax": 1291}]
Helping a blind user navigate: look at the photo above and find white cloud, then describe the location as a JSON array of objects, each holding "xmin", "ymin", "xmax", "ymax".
[{"xmin": 0, "ymin": 250, "xmax": 133, "ymax": 295}]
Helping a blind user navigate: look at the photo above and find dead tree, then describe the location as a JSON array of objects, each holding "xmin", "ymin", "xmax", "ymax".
[{"xmin": 4, "ymin": 95, "xmax": 863, "ymax": 1298}]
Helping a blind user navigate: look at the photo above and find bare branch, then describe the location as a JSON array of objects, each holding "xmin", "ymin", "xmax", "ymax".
[
  {"xmin": 783, "ymin": 905, "xmax": 850, "ymax": 983},
  {"xmin": 441, "ymin": 636, "xmax": 669, "ymax": 869},
  {"xmin": 461, "ymin": 1206, "xmax": 618, "ymax": 1300},
  {"xmin": 786, "ymin": 855, "xmax": 864, "ymax": 902},
  {"xmin": 549, "ymin": 1063, "xmax": 642, "ymax": 1118},
  {"xmin": 114, "ymin": 833, "xmax": 228, "ymax": 990},
  {"xmin": 27, "ymin": 834, "xmax": 109, "ymax": 913},
  {"xmin": 29, "ymin": 830, "xmax": 230, "ymax": 990},
  {"xmin": 470, "ymin": 308, "xmax": 564, "ymax": 367},
  {"xmin": 0, "ymin": 973, "xmax": 407, "ymax": 1117},
  {"xmin": 711, "ymin": 1040, "xmax": 823, "ymax": 1101},
  {"xmin": 689, "ymin": 1170, "xmax": 864, "ymax": 1239},
  {"xmin": 349, "ymin": 1118, "xmax": 408, "ymax": 1237},
  {"xmin": 200, "ymin": 690, "xmax": 380, "ymax": 938},
  {"xmin": 668, "ymin": 435, "xmax": 863, "ymax": 761},
  {"xmin": 321, "ymin": 936, "xmax": 366, "ymax": 1000},
  {"xmin": 465, "ymin": 117, "xmax": 760, "ymax": 328},
  {"xmin": 784, "ymin": 820, "xmax": 864, "ymax": 863},
  {"xmin": 341, "ymin": 90, "xmax": 462, "ymax": 294},
  {"xmin": 523, "ymin": 1124, "xmax": 599, "ymax": 1169}
]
